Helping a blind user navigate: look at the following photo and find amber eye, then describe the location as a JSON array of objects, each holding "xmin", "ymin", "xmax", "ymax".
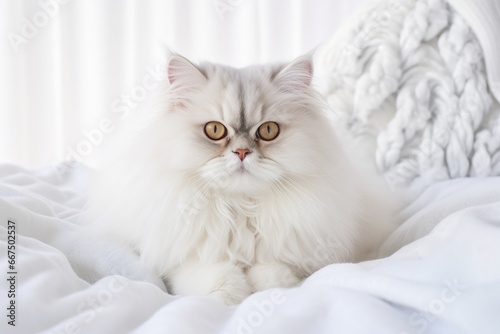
[
  {"xmin": 256, "ymin": 121, "xmax": 280, "ymax": 141},
  {"xmin": 204, "ymin": 121, "xmax": 227, "ymax": 140}
]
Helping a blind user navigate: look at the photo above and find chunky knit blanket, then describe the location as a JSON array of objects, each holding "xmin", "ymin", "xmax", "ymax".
[{"xmin": 315, "ymin": 0, "xmax": 500, "ymax": 189}]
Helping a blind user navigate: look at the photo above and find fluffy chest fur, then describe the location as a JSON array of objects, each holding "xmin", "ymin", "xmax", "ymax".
[{"xmin": 137, "ymin": 174, "xmax": 359, "ymax": 278}]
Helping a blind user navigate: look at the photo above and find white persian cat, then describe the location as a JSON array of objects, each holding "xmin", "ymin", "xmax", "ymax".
[{"xmin": 87, "ymin": 52, "xmax": 395, "ymax": 304}]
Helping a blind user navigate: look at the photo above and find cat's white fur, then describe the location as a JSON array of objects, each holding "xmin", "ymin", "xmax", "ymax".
[{"xmin": 87, "ymin": 52, "xmax": 395, "ymax": 304}]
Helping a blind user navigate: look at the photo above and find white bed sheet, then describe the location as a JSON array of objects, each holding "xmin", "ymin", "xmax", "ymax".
[{"xmin": 1, "ymin": 163, "xmax": 500, "ymax": 334}]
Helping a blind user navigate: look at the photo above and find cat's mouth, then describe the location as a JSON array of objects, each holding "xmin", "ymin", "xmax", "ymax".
[
  {"xmin": 223, "ymin": 158, "xmax": 261, "ymax": 184},
  {"xmin": 227, "ymin": 159, "xmax": 252, "ymax": 177},
  {"xmin": 237, "ymin": 162, "xmax": 249, "ymax": 174}
]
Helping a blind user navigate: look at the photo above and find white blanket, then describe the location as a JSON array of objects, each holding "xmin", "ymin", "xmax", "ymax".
[
  {"xmin": 314, "ymin": 0, "xmax": 500, "ymax": 190},
  {"xmin": 1, "ymin": 164, "xmax": 500, "ymax": 333}
]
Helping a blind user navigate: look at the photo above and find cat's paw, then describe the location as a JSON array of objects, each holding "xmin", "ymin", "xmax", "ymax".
[
  {"xmin": 208, "ymin": 276, "xmax": 252, "ymax": 305},
  {"xmin": 169, "ymin": 262, "xmax": 251, "ymax": 305},
  {"xmin": 247, "ymin": 263, "xmax": 301, "ymax": 291}
]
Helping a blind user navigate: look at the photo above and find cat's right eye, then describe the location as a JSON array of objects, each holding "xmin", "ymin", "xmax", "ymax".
[{"xmin": 204, "ymin": 121, "xmax": 227, "ymax": 140}]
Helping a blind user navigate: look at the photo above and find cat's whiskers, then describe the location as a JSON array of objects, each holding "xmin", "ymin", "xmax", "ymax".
[
  {"xmin": 259, "ymin": 156, "xmax": 336, "ymax": 178},
  {"xmin": 256, "ymin": 163, "xmax": 347, "ymax": 221}
]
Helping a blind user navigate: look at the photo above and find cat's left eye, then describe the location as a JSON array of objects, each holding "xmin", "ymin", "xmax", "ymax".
[
  {"xmin": 256, "ymin": 121, "xmax": 280, "ymax": 141},
  {"xmin": 204, "ymin": 121, "xmax": 227, "ymax": 140}
]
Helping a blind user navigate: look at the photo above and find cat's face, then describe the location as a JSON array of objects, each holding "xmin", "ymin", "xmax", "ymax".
[{"xmin": 151, "ymin": 54, "xmax": 339, "ymax": 195}]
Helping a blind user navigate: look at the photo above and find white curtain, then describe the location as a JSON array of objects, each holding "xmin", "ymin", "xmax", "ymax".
[{"xmin": 0, "ymin": 0, "xmax": 368, "ymax": 168}]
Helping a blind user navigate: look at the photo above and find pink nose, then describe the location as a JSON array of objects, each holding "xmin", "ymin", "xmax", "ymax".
[{"xmin": 233, "ymin": 148, "xmax": 252, "ymax": 161}]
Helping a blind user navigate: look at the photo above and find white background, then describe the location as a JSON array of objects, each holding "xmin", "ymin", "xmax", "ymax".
[{"xmin": 0, "ymin": 0, "xmax": 368, "ymax": 168}]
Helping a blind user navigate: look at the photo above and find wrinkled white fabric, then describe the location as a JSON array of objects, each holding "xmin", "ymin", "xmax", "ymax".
[{"xmin": 1, "ymin": 165, "xmax": 500, "ymax": 334}]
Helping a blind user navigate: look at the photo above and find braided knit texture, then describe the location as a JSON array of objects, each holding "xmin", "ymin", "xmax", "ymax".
[{"xmin": 315, "ymin": 0, "xmax": 500, "ymax": 188}]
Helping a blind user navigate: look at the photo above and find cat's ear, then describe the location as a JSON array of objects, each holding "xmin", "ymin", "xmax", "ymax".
[
  {"xmin": 274, "ymin": 56, "xmax": 313, "ymax": 92},
  {"xmin": 167, "ymin": 54, "xmax": 207, "ymax": 95}
]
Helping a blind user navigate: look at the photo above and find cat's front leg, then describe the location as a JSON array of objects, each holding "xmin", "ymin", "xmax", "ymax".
[
  {"xmin": 167, "ymin": 261, "xmax": 251, "ymax": 305},
  {"xmin": 247, "ymin": 263, "xmax": 302, "ymax": 292}
]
